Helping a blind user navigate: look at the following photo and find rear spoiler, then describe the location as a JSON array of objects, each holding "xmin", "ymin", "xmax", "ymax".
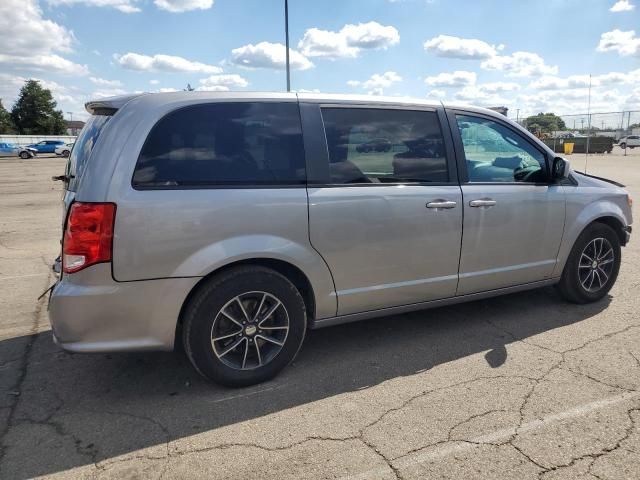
[{"xmin": 85, "ymin": 93, "xmax": 146, "ymax": 115}]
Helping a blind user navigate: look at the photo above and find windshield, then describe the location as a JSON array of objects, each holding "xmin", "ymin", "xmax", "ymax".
[{"xmin": 65, "ymin": 114, "xmax": 111, "ymax": 191}]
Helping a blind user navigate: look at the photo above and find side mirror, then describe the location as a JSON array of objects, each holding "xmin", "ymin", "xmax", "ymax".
[{"xmin": 552, "ymin": 156, "xmax": 570, "ymax": 180}]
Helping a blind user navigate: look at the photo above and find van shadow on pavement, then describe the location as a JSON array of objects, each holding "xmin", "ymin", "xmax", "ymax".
[{"xmin": 0, "ymin": 287, "xmax": 610, "ymax": 479}]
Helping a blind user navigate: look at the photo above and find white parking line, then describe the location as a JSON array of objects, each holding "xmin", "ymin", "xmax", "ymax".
[
  {"xmin": 341, "ymin": 391, "xmax": 640, "ymax": 479},
  {"xmin": 207, "ymin": 383, "xmax": 288, "ymax": 404},
  {"xmin": 0, "ymin": 273, "xmax": 49, "ymax": 282}
]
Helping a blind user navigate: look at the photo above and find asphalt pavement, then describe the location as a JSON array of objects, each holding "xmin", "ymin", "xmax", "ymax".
[{"xmin": 0, "ymin": 150, "xmax": 639, "ymax": 479}]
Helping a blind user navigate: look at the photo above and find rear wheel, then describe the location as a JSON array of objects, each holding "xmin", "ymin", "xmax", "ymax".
[
  {"xmin": 557, "ymin": 223, "xmax": 621, "ymax": 303},
  {"xmin": 62, "ymin": 150, "xmax": 70, "ymax": 158},
  {"xmin": 182, "ymin": 266, "xmax": 307, "ymax": 387}
]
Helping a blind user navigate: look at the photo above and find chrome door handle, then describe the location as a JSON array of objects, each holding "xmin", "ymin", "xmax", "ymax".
[
  {"xmin": 469, "ymin": 199, "xmax": 497, "ymax": 207},
  {"xmin": 426, "ymin": 200, "xmax": 457, "ymax": 209}
]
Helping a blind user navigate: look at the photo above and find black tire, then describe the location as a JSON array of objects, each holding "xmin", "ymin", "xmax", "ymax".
[
  {"xmin": 182, "ymin": 266, "xmax": 307, "ymax": 387},
  {"xmin": 62, "ymin": 150, "xmax": 70, "ymax": 158},
  {"xmin": 620, "ymin": 143, "xmax": 626, "ymax": 149},
  {"xmin": 19, "ymin": 151, "xmax": 30, "ymax": 159},
  {"xmin": 557, "ymin": 223, "xmax": 621, "ymax": 304}
]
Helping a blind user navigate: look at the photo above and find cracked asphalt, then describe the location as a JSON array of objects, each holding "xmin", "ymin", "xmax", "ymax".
[{"xmin": 0, "ymin": 150, "xmax": 639, "ymax": 480}]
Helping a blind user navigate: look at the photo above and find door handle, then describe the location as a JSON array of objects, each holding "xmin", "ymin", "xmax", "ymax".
[
  {"xmin": 426, "ymin": 200, "xmax": 457, "ymax": 209},
  {"xmin": 469, "ymin": 199, "xmax": 497, "ymax": 207}
]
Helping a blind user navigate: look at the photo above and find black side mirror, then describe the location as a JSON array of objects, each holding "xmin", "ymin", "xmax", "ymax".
[{"xmin": 552, "ymin": 156, "xmax": 570, "ymax": 180}]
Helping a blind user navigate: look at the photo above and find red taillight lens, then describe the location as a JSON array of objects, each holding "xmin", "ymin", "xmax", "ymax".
[{"xmin": 63, "ymin": 202, "xmax": 116, "ymax": 274}]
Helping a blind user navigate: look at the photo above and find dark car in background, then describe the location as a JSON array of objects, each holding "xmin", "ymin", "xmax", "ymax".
[{"xmin": 27, "ymin": 140, "xmax": 65, "ymax": 153}]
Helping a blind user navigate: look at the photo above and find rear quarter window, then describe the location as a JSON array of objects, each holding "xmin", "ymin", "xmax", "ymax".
[
  {"xmin": 133, "ymin": 102, "xmax": 306, "ymax": 188},
  {"xmin": 66, "ymin": 115, "xmax": 111, "ymax": 192}
]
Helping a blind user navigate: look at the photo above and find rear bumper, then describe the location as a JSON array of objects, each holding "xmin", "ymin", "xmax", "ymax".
[{"xmin": 48, "ymin": 264, "xmax": 200, "ymax": 353}]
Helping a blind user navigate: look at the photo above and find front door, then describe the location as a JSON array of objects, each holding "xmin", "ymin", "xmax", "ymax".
[
  {"xmin": 305, "ymin": 105, "xmax": 463, "ymax": 315},
  {"xmin": 451, "ymin": 112, "xmax": 565, "ymax": 295}
]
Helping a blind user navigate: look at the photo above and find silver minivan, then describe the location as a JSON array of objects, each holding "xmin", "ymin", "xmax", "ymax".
[{"xmin": 49, "ymin": 92, "xmax": 632, "ymax": 386}]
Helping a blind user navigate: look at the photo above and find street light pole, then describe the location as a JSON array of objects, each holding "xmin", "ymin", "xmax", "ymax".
[{"xmin": 284, "ymin": 0, "xmax": 290, "ymax": 92}]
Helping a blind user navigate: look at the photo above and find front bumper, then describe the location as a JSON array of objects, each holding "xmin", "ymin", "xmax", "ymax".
[{"xmin": 48, "ymin": 263, "xmax": 200, "ymax": 353}]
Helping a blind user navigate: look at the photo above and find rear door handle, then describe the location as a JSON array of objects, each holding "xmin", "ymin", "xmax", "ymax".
[
  {"xmin": 469, "ymin": 199, "xmax": 497, "ymax": 207},
  {"xmin": 426, "ymin": 200, "xmax": 457, "ymax": 209}
]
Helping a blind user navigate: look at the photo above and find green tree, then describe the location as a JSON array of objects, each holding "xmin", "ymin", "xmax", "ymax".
[
  {"xmin": 524, "ymin": 112, "xmax": 566, "ymax": 134},
  {"xmin": 0, "ymin": 99, "xmax": 16, "ymax": 134},
  {"xmin": 10, "ymin": 80, "xmax": 67, "ymax": 135}
]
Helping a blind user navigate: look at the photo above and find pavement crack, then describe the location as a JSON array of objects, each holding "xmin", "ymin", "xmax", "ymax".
[{"xmin": 0, "ymin": 271, "xmax": 52, "ymax": 474}]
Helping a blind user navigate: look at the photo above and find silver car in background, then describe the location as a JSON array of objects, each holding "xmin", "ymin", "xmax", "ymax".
[
  {"xmin": 48, "ymin": 92, "xmax": 633, "ymax": 387},
  {"xmin": 0, "ymin": 142, "xmax": 37, "ymax": 159}
]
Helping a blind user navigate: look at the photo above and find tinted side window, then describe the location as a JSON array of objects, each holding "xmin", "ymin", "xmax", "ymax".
[
  {"xmin": 320, "ymin": 108, "xmax": 448, "ymax": 184},
  {"xmin": 133, "ymin": 102, "xmax": 305, "ymax": 188},
  {"xmin": 456, "ymin": 115, "xmax": 547, "ymax": 183}
]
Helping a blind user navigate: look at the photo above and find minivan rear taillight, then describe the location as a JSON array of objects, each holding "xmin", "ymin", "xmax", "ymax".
[{"xmin": 63, "ymin": 202, "xmax": 116, "ymax": 274}]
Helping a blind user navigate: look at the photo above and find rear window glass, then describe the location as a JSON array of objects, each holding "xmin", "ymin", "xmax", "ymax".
[
  {"xmin": 66, "ymin": 115, "xmax": 111, "ymax": 192},
  {"xmin": 133, "ymin": 102, "xmax": 306, "ymax": 188}
]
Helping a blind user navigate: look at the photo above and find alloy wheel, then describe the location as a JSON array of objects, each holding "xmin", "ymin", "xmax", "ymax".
[
  {"xmin": 578, "ymin": 237, "xmax": 615, "ymax": 292},
  {"xmin": 210, "ymin": 291, "xmax": 289, "ymax": 370}
]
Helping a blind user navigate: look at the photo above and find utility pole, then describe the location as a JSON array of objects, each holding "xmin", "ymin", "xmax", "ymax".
[
  {"xmin": 284, "ymin": 0, "xmax": 290, "ymax": 92},
  {"xmin": 516, "ymin": 109, "xmax": 520, "ymax": 123},
  {"xmin": 67, "ymin": 112, "xmax": 73, "ymax": 122}
]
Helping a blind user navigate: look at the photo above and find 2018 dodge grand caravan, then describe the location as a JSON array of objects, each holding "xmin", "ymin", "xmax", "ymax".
[{"xmin": 49, "ymin": 92, "xmax": 633, "ymax": 387}]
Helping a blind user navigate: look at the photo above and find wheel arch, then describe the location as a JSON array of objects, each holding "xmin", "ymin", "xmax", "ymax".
[
  {"xmin": 174, "ymin": 258, "xmax": 317, "ymax": 348},
  {"xmin": 592, "ymin": 216, "xmax": 627, "ymax": 246}
]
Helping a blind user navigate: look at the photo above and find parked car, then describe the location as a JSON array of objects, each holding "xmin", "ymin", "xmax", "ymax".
[
  {"xmin": 27, "ymin": 140, "xmax": 65, "ymax": 153},
  {"xmin": 356, "ymin": 137, "xmax": 392, "ymax": 153},
  {"xmin": 55, "ymin": 143, "xmax": 74, "ymax": 157},
  {"xmin": 618, "ymin": 135, "xmax": 640, "ymax": 149},
  {"xmin": 49, "ymin": 92, "xmax": 633, "ymax": 387},
  {"xmin": 0, "ymin": 142, "xmax": 37, "ymax": 159}
]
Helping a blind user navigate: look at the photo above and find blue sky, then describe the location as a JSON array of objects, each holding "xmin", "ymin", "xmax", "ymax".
[{"xmin": 0, "ymin": 0, "xmax": 638, "ymax": 121}]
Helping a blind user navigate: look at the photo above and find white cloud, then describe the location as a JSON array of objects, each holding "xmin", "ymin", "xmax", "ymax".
[
  {"xmin": 295, "ymin": 88, "xmax": 321, "ymax": 93},
  {"xmin": 477, "ymin": 81, "xmax": 521, "ymax": 93},
  {"xmin": 425, "ymin": 70, "xmax": 476, "ymax": 87},
  {"xmin": 149, "ymin": 79, "xmax": 160, "ymax": 85},
  {"xmin": 115, "ymin": 52, "xmax": 222, "ymax": 73},
  {"xmin": 481, "ymin": 51, "xmax": 558, "ymax": 77},
  {"xmin": 530, "ymin": 69, "xmax": 640, "ymax": 90},
  {"xmin": 0, "ymin": 54, "xmax": 88, "ymax": 76},
  {"xmin": 231, "ymin": 42, "xmax": 313, "ymax": 70},
  {"xmin": 426, "ymin": 89, "xmax": 445, "ymax": 98},
  {"xmin": 46, "ymin": 0, "xmax": 141, "ymax": 13},
  {"xmin": 610, "ymin": 0, "xmax": 635, "ymax": 12},
  {"xmin": 423, "ymin": 35, "xmax": 500, "ymax": 59},
  {"xmin": 298, "ymin": 21, "xmax": 399, "ymax": 59},
  {"xmin": 0, "ymin": 0, "xmax": 88, "ymax": 75},
  {"xmin": 348, "ymin": 71, "xmax": 402, "ymax": 95},
  {"xmin": 197, "ymin": 74, "xmax": 248, "ymax": 91},
  {"xmin": 90, "ymin": 76, "xmax": 122, "ymax": 87},
  {"xmin": 597, "ymin": 29, "xmax": 640, "ymax": 56},
  {"xmin": 91, "ymin": 88, "xmax": 129, "ymax": 99},
  {"xmin": 454, "ymin": 86, "xmax": 511, "ymax": 106},
  {"xmin": 154, "ymin": 0, "xmax": 213, "ymax": 12}
]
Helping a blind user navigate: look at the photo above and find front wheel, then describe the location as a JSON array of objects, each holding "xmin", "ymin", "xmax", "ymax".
[
  {"xmin": 62, "ymin": 150, "xmax": 70, "ymax": 158},
  {"xmin": 620, "ymin": 143, "xmax": 627, "ymax": 149},
  {"xmin": 19, "ymin": 151, "xmax": 30, "ymax": 159},
  {"xmin": 182, "ymin": 266, "xmax": 307, "ymax": 387},
  {"xmin": 557, "ymin": 223, "xmax": 621, "ymax": 304}
]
